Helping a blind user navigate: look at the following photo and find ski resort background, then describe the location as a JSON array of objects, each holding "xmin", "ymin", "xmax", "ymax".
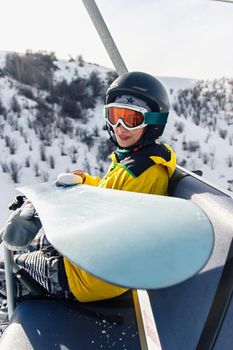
[{"xmin": 0, "ymin": 50, "xmax": 233, "ymax": 256}]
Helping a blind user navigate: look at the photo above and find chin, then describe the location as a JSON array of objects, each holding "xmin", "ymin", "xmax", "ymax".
[{"xmin": 118, "ymin": 141, "xmax": 132, "ymax": 148}]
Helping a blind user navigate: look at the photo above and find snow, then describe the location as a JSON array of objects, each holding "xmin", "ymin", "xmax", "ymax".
[
  {"xmin": 54, "ymin": 60, "xmax": 110, "ymax": 84},
  {"xmin": 159, "ymin": 76, "xmax": 197, "ymax": 92},
  {"xmin": 0, "ymin": 50, "xmax": 232, "ymax": 257},
  {"xmin": 161, "ymin": 77, "xmax": 233, "ymax": 192},
  {"xmin": 0, "ymin": 51, "xmax": 7, "ymax": 69}
]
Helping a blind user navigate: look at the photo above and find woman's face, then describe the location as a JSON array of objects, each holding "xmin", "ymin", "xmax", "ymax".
[{"xmin": 114, "ymin": 124, "xmax": 145, "ymax": 148}]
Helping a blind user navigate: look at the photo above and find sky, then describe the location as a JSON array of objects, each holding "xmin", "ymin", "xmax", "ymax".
[{"xmin": 1, "ymin": 0, "xmax": 233, "ymax": 80}]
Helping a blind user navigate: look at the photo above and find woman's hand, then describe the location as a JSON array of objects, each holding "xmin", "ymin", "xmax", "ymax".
[
  {"xmin": 2, "ymin": 205, "xmax": 42, "ymax": 250},
  {"xmin": 56, "ymin": 170, "xmax": 86, "ymax": 187},
  {"xmin": 72, "ymin": 169, "xmax": 86, "ymax": 183}
]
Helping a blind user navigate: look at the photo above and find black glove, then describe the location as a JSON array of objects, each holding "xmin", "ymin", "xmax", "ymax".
[
  {"xmin": 2, "ymin": 208, "xmax": 42, "ymax": 250},
  {"xmin": 8, "ymin": 195, "xmax": 26, "ymax": 211}
]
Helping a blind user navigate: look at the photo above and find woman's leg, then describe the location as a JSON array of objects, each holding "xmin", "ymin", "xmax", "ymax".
[
  {"xmin": 14, "ymin": 234, "xmax": 73, "ymax": 299},
  {"xmin": 0, "ymin": 233, "xmax": 73, "ymax": 335}
]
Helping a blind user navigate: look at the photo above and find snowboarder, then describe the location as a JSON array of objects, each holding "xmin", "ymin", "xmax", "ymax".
[{"xmin": 0, "ymin": 71, "xmax": 176, "ymax": 332}]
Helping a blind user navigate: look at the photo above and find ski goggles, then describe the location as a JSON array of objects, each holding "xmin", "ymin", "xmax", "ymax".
[{"xmin": 104, "ymin": 103, "xmax": 168, "ymax": 131}]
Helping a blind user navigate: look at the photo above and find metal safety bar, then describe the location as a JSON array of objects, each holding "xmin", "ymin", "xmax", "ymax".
[{"xmin": 4, "ymin": 246, "xmax": 15, "ymax": 318}]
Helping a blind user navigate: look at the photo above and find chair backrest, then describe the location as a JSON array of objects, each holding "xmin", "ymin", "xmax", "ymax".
[{"xmin": 149, "ymin": 166, "xmax": 233, "ymax": 350}]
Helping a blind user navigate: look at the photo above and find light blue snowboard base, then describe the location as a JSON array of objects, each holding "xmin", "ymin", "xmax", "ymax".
[{"xmin": 18, "ymin": 183, "xmax": 214, "ymax": 289}]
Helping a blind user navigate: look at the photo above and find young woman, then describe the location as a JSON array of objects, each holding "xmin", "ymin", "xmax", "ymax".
[{"xmin": 1, "ymin": 71, "xmax": 176, "ymax": 329}]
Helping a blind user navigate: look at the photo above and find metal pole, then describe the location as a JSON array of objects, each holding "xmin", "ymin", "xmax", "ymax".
[
  {"xmin": 81, "ymin": 0, "xmax": 128, "ymax": 76},
  {"xmin": 4, "ymin": 246, "xmax": 15, "ymax": 318}
]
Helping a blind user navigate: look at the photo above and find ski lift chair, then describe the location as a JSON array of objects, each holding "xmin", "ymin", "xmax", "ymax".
[
  {"xmin": 2, "ymin": 167, "xmax": 233, "ymax": 350},
  {"xmin": 0, "ymin": 245, "xmax": 141, "ymax": 350},
  {"xmin": 150, "ymin": 165, "xmax": 233, "ymax": 350}
]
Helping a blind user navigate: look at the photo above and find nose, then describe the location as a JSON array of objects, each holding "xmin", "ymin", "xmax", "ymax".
[{"xmin": 116, "ymin": 123, "xmax": 127, "ymax": 132}]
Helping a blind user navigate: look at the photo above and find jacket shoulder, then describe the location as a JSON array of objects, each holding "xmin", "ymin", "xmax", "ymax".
[{"xmin": 120, "ymin": 144, "xmax": 172, "ymax": 177}]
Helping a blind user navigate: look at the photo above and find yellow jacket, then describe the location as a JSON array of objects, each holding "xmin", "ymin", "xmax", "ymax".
[{"xmin": 64, "ymin": 143, "xmax": 176, "ymax": 302}]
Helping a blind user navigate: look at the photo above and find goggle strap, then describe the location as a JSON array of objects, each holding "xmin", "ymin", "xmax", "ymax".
[{"xmin": 144, "ymin": 112, "xmax": 168, "ymax": 125}]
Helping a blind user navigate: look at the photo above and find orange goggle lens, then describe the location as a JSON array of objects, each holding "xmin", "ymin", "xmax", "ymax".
[{"xmin": 107, "ymin": 107, "xmax": 145, "ymax": 128}]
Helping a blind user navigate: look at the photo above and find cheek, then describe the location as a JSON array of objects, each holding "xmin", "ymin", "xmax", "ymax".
[
  {"xmin": 133, "ymin": 129, "xmax": 145, "ymax": 142},
  {"xmin": 113, "ymin": 127, "xmax": 146, "ymax": 147}
]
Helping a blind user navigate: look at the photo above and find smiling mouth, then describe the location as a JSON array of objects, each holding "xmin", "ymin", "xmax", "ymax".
[{"xmin": 118, "ymin": 134, "xmax": 130, "ymax": 141}]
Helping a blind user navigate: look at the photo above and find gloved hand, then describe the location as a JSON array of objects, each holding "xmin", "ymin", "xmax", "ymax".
[
  {"xmin": 2, "ymin": 203, "xmax": 42, "ymax": 250},
  {"xmin": 8, "ymin": 195, "xmax": 26, "ymax": 211},
  {"xmin": 55, "ymin": 172, "xmax": 84, "ymax": 187}
]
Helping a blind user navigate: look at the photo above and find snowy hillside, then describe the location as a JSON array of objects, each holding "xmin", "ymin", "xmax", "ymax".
[
  {"xmin": 0, "ymin": 50, "xmax": 232, "ymax": 230},
  {"xmin": 162, "ymin": 78, "xmax": 233, "ymax": 192},
  {"xmin": 0, "ymin": 51, "xmax": 116, "ymax": 227}
]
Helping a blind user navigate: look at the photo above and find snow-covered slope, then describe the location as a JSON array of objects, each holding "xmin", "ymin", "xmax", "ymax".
[
  {"xmin": 162, "ymin": 77, "xmax": 233, "ymax": 191},
  {"xmin": 0, "ymin": 51, "xmax": 232, "ymax": 231},
  {"xmin": 159, "ymin": 76, "xmax": 197, "ymax": 92}
]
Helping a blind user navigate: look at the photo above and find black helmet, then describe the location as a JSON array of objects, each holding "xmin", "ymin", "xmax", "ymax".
[
  {"xmin": 105, "ymin": 71, "xmax": 170, "ymax": 144},
  {"xmin": 106, "ymin": 71, "xmax": 169, "ymax": 113}
]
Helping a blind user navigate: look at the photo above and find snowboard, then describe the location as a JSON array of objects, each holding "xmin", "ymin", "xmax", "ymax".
[{"xmin": 18, "ymin": 182, "xmax": 214, "ymax": 289}]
